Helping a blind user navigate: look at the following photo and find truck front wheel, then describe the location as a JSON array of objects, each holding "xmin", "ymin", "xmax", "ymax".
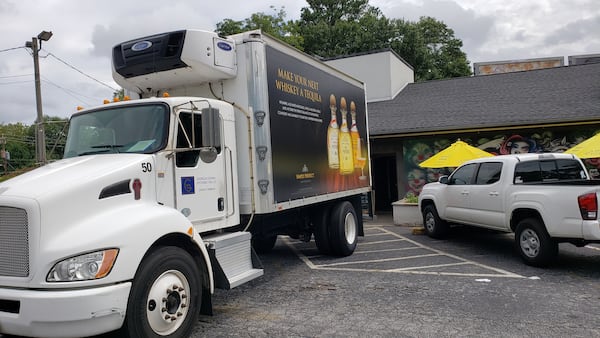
[
  {"xmin": 330, "ymin": 201, "xmax": 358, "ymax": 257},
  {"xmin": 515, "ymin": 218, "xmax": 558, "ymax": 267},
  {"xmin": 122, "ymin": 246, "xmax": 201, "ymax": 337},
  {"xmin": 422, "ymin": 204, "xmax": 448, "ymax": 239}
]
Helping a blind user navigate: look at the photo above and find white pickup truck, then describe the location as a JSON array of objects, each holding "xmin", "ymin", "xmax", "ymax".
[{"xmin": 418, "ymin": 153, "xmax": 600, "ymax": 266}]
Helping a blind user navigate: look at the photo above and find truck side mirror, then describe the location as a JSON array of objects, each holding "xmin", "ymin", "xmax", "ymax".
[
  {"xmin": 439, "ymin": 176, "xmax": 449, "ymax": 184},
  {"xmin": 200, "ymin": 107, "xmax": 221, "ymax": 163},
  {"xmin": 201, "ymin": 108, "xmax": 221, "ymax": 149}
]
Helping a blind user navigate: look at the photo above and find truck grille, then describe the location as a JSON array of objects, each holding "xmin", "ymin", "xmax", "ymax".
[{"xmin": 0, "ymin": 207, "xmax": 29, "ymax": 277}]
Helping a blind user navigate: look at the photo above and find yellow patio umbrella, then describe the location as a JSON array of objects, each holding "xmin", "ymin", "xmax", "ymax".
[
  {"xmin": 564, "ymin": 133, "xmax": 600, "ymax": 159},
  {"xmin": 419, "ymin": 140, "xmax": 495, "ymax": 168}
]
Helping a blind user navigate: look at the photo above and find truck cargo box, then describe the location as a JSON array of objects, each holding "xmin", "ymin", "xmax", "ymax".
[{"xmin": 113, "ymin": 29, "xmax": 371, "ymax": 215}]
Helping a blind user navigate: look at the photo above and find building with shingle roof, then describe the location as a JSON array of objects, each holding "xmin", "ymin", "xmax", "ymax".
[{"xmin": 369, "ymin": 62, "xmax": 600, "ymax": 137}]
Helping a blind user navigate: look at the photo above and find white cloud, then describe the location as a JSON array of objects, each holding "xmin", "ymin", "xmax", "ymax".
[{"xmin": 0, "ymin": 0, "xmax": 598, "ymax": 124}]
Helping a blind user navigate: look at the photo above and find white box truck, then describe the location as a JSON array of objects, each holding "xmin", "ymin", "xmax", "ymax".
[{"xmin": 0, "ymin": 29, "xmax": 371, "ymax": 337}]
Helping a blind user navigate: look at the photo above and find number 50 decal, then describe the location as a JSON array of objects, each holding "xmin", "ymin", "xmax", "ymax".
[{"xmin": 142, "ymin": 162, "xmax": 152, "ymax": 173}]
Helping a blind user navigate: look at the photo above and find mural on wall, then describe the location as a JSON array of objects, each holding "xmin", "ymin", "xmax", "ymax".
[{"xmin": 403, "ymin": 127, "xmax": 600, "ymax": 197}]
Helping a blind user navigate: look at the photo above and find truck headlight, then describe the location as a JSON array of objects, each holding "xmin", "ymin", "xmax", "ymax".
[{"xmin": 47, "ymin": 249, "xmax": 119, "ymax": 282}]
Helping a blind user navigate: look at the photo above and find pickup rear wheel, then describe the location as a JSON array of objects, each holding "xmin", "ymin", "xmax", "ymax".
[
  {"xmin": 123, "ymin": 246, "xmax": 201, "ymax": 338},
  {"xmin": 330, "ymin": 201, "xmax": 358, "ymax": 257},
  {"xmin": 422, "ymin": 204, "xmax": 448, "ymax": 239},
  {"xmin": 515, "ymin": 218, "xmax": 558, "ymax": 267}
]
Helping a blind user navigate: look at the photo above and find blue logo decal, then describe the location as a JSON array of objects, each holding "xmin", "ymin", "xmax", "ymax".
[
  {"xmin": 131, "ymin": 40, "xmax": 153, "ymax": 52},
  {"xmin": 181, "ymin": 177, "xmax": 195, "ymax": 195},
  {"xmin": 217, "ymin": 41, "xmax": 233, "ymax": 51}
]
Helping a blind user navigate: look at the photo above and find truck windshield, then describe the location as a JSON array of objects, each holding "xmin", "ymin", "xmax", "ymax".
[{"xmin": 64, "ymin": 104, "xmax": 169, "ymax": 158}]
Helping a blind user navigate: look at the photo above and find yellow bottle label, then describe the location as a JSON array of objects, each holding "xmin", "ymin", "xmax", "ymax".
[
  {"xmin": 351, "ymin": 131, "xmax": 361, "ymax": 168},
  {"xmin": 339, "ymin": 131, "xmax": 354, "ymax": 175}
]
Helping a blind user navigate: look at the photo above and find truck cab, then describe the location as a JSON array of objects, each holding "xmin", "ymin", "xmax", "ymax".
[
  {"xmin": 0, "ymin": 95, "xmax": 265, "ymax": 337},
  {"xmin": 64, "ymin": 97, "xmax": 241, "ymax": 232}
]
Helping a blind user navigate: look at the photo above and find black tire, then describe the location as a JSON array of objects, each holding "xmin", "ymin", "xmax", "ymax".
[
  {"xmin": 515, "ymin": 218, "xmax": 558, "ymax": 267},
  {"xmin": 252, "ymin": 235, "xmax": 277, "ymax": 254},
  {"xmin": 122, "ymin": 246, "xmax": 201, "ymax": 338},
  {"xmin": 330, "ymin": 201, "xmax": 358, "ymax": 257},
  {"xmin": 314, "ymin": 207, "xmax": 333, "ymax": 255},
  {"xmin": 422, "ymin": 204, "xmax": 449, "ymax": 239}
]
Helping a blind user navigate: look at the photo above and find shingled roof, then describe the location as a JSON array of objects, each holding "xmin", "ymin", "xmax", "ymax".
[{"xmin": 368, "ymin": 62, "xmax": 600, "ymax": 137}]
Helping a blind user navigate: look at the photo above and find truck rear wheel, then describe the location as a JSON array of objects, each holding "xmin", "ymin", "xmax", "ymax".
[
  {"xmin": 515, "ymin": 218, "xmax": 558, "ymax": 267},
  {"xmin": 330, "ymin": 201, "xmax": 358, "ymax": 256},
  {"xmin": 122, "ymin": 246, "xmax": 201, "ymax": 337},
  {"xmin": 422, "ymin": 204, "xmax": 448, "ymax": 239}
]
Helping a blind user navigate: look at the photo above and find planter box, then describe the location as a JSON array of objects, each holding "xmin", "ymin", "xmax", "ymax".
[{"xmin": 392, "ymin": 201, "xmax": 422, "ymax": 226}]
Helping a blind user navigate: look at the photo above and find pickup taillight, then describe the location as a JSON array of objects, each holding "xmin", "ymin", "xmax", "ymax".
[{"xmin": 578, "ymin": 193, "xmax": 598, "ymax": 220}]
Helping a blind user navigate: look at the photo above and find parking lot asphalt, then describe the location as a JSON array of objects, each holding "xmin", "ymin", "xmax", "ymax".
[
  {"xmin": 15, "ymin": 212, "xmax": 598, "ymax": 338},
  {"xmin": 189, "ymin": 213, "xmax": 600, "ymax": 337}
]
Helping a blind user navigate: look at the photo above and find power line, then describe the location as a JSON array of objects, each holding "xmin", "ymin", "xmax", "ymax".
[
  {"xmin": 0, "ymin": 74, "xmax": 32, "ymax": 79},
  {"xmin": 41, "ymin": 77, "xmax": 95, "ymax": 105},
  {"xmin": 0, "ymin": 80, "xmax": 32, "ymax": 86},
  {"xmin": 0, "ymin": 46, "xmax": 25, "ymax": 53},
  {"xmin": 44, "ymin": 50, "xmax": 119, "ymax": 92}
]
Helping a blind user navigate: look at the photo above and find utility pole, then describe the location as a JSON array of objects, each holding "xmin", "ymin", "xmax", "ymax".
[
  {"xmin": 26, "ymin": 31, "xmax": 52, "ymax": 165},
  {"xmin": 0, "ymin": 137, "xmax": 6, "ymax": 174}
]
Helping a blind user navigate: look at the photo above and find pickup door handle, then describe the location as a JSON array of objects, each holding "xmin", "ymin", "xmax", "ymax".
[
  {"xmin": 489, "ymin": 191, "xmax": 499, "ymax": 196},
  {"xmin": 461, "ymin": 190, "xmax": 469, "ymax": 195}
]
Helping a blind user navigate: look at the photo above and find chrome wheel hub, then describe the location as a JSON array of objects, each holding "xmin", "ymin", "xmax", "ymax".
[
  {"xmin": 520, "ymin": 229, "xmax": 540, "ymax": 258},
  {"xmin": 146, "ymin": 270, "xmax": 190, "ymax": 335}
]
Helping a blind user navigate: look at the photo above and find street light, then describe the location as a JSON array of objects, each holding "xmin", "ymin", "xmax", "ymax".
[{"xmin": 25, "ymin": 30, "xmax": 52, "ymax": 165}]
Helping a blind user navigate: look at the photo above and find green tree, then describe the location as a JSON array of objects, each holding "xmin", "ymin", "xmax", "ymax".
[
  {"xmin": 113, "ymin": 88, "xmax": 125, "ymax": 100},
  {"xmin": 215, "ymin": 2, "xmax": 471, "ymax": 81},
  {"xmin": 0, "ymin": 122, "xmax": 35, "ymax": 170},
  {"xmin": 296, "ymin": 0, "xmax": 395, "ymax": 57},
  {"xmin": 0, "ymin": 115, "xmax": 69, "ymax": 173},
  {"xmin": 391, "ymin": 16, "xmax": 471, "ymax": 81},
  {"xmin": 216, "ymin": 6, "xmax": 303, "ymax": 49}
]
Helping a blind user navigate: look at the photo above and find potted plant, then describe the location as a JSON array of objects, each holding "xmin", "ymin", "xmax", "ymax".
[{"xmin": 392, "ymin": 192, "xmax": 422, "ymax": 225}]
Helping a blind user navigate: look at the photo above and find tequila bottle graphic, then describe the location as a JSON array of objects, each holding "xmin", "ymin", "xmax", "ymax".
[
  {"xmin": 338, "ymin": 97, "xmax": 354, "ymax": 175},
  {"xmin": 327, "ymin": 94, "xmax": 340, "ymax": 169},
  {"xmin": 350, "ymin": 101, "xmax": 361, "ymax": 168}
]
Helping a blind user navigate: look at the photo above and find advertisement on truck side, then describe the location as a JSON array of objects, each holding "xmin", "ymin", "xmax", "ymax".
[{"xmin": 266, "ymin": 46, "xmax": 370, "ymax": 203}]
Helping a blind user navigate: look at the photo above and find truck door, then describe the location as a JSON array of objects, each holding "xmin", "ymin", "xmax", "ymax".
[
  {"xmin": 443, "ymin": 163, "xmax": 477, "ymax": 223},
  {"xmin": 174, "ymin": 110, "xmax": 227, "ymax": 230},
  {"xmin": 468, "ymin": 162, "xmax": 505, "ymax": 229}
]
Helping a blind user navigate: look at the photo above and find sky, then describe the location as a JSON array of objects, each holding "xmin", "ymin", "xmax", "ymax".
[{"xmin": 1, "ymin": 0, "xmax": 599, "ymax": 125}]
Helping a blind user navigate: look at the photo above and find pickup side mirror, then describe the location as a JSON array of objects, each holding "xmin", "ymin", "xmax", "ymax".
[{"xmin": 439, "ymin": 175, "xmax": 449, "ymax": 184}]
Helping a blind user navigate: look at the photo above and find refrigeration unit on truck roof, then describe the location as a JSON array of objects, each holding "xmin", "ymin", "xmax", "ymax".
[{"xmin": 112, "ymin": 29, "xmax": 237, "ymax": 91}]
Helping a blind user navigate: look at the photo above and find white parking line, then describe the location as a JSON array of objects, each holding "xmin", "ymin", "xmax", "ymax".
[
  {"xmin": 359, "ymin": 239, "xmax": 406, "ymax": 245},
  {"xmin": 317, "ymin": 253, "xmax": 441, "ymax": 267},
  {"xmin": 283, "ymin": 226, "xmax": 525, "ymax": 278},
  {"xmin": 354, "ymin": 247, "xmax": 424, "ymax": 254},
  {"xmin": 389, "ymin": 261, "xmax": 470, "ymax": 272}
]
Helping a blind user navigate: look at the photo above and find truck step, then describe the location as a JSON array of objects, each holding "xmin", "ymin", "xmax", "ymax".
[{"xmin": 204, "ymin": 231, "xmax": 263, "ymax": 289}]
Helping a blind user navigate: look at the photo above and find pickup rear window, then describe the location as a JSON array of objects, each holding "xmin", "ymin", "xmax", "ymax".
[{"xmin": 514, "ymin": 159, "xmax": 586, "ymax": 183}]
